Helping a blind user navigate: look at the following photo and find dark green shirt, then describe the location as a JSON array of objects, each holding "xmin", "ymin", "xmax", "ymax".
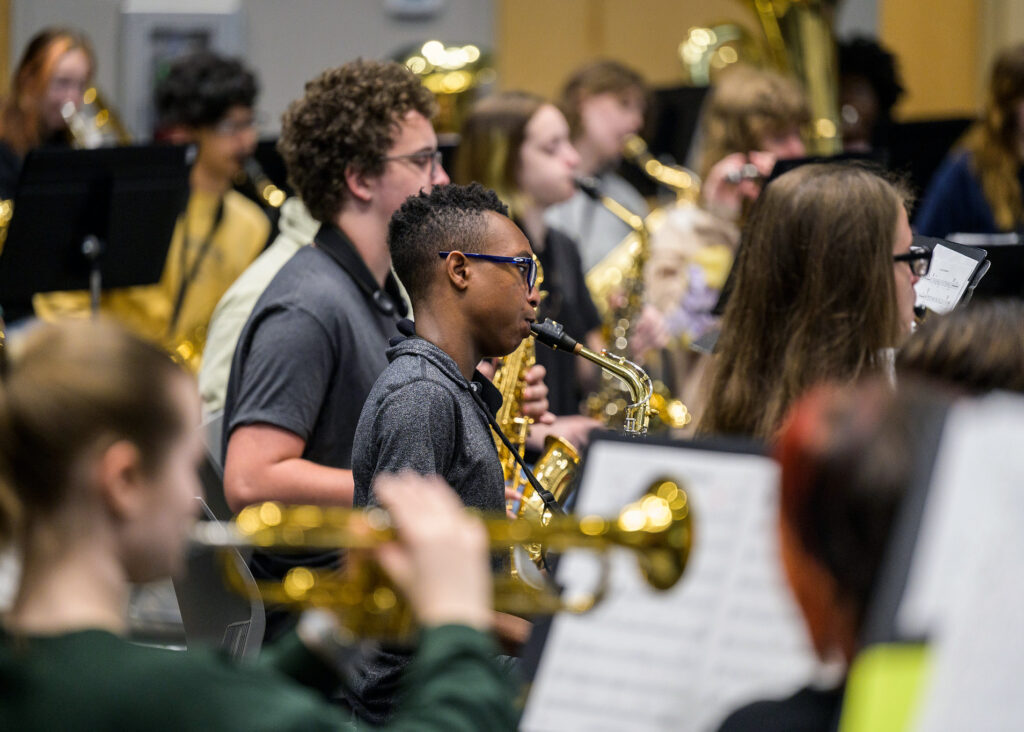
[{"xmin": 0, "ymin": 624, "xmax": 515, "ymax": 731}]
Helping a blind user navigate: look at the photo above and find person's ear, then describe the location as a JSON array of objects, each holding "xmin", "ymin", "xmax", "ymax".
[
  {"xmin": 95, "ymin": 440, "xmax": 148, "ymax": 521},
  {"xmin": 345, "ymin": 164, "xmax": 375, "ymax": 204},
  {"xmin": 445, "ymin": 251, "xmax": 471, "ymax": 292}
]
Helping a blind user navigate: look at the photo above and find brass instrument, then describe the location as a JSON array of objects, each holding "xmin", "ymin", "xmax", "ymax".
[
  {"xmin": 491, "ymin": 259, "xmax": 581, "ymax": 517},
  {"xmin": 577, "ymin": 179, "xmax": 690, "ymax": 430},
  {"xmin": 621, "ymin": 134, "xmax": 701, "ymax": 204},
  {"xmin": 235, "ymin": 157, "xmax": 286, "ymax": 210},
  {"xmin": 192, "ymin": 477, "xmax": 693, "ymax": 640},
  {"xmin": 531, "ymin": 318, "xmax": 654, "ymax": 436},
  {"xmin": 0, "ymin": 198, "xmax": 12, "ymax": 252},
  {"xmin": 679, "ymin": 0, "xmax": 841, "ymax": 155},
  {"xmin": 61, "ymin": 87, "xmax": 131, "ymax": 148},
  {"xmin": 395, "ymin": 40, "xmax": 496, "ymax": 135}
]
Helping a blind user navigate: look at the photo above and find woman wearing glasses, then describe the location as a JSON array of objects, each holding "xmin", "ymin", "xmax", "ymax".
[
  {"xmin": 698, "ymin": 164, "xmax": 925, "ymax": 440},
  {"xmin": 0, "ymin": 318, "xmax": 515, "ymax": 731}
]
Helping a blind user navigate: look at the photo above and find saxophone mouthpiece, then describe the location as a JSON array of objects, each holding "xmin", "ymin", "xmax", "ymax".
[
  {"xmin": 531, "ymin": 319, "xmax": 580, "ymax": 352},
  {"xmin": 574, "ymin": 176, "xmax": 602, "ymax": 201}
]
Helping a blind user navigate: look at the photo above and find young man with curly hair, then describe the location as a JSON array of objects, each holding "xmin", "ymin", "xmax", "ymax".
[
  {"xmin": 219, "ymin": 64, "xmax": 546, "ymax": 686},
  {"xmin": 348, "ymin": 182, "xmax": 540, "ymax": 726},
  {"xmin": 33, "ymin": 51, "xmax": 269, "ymax": 368}
]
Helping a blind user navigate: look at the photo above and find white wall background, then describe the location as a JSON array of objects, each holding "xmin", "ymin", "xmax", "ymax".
[{"xmin": 12, "ymin": 0, "xmax": 494, "ymax": 137}]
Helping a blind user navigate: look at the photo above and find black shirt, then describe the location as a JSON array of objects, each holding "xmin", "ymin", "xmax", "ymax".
[
  {"xmin": 530, "ymin": 226, "xmax": 602, "ymax": 416},
  {"xmin": 717, "ymin": 684, "xmax": 845, "ymax": 732}
]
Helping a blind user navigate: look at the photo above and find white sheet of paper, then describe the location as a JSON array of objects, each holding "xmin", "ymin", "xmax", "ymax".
[
  {"xmin": 913, "ymin": 244, "xmax": 980, "ymax": 315},
  {"xmin": 520, "ymin": 441, "xmax": 819, "ymax": 732},
  {"xmin": 894, "ymin": 394, "xmax": 1024, "ymax": 730}
]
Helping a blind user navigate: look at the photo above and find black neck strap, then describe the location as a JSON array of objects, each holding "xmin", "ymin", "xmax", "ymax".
[
  {"xmin": 313, "ymin": 224, "xmax": 408, "ymax": 319},
  {"xmin": 168, "ymin": 196, "xmax": 225, "ymax": 335},
  {"xmin": 468, "ymin": 386, "xmax": 565, "ymax": 517}
]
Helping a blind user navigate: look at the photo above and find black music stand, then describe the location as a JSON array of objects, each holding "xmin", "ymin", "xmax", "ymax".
[{"xmin": 0, "ymin": 144, "xmax": 192, "ymax": 314}]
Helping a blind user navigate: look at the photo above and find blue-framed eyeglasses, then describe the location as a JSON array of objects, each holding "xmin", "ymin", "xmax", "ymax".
[
  {"xmin": 438, "ymin": 251, "xmax": 538, "ymax": 290},
  {"xmin": 893, "ymin": 245, "xmax": 932, "ymax": 277}
]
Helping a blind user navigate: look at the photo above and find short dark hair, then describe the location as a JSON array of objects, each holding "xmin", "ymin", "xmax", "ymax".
[
  {"xmin": 154, "ymin": 51, "xmax": 257, "ymax": 129},
  {"xmin": 278, "ymin": 59, "xmax": 438, "ymax": 224},
  {"xmin": 388, "ymin": 182, "xmax": 509, "ymax": 304}
]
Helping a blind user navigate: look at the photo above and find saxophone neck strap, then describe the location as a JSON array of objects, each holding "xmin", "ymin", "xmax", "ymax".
[{"xmin": 470, "ymin": 386, "xmax": 565, "ymax": 517}]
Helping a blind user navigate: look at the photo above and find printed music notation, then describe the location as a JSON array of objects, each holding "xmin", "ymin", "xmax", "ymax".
[
  {"xmin": 914, "ymin": 244, "xmax": 982, "ymax": 314},
  {"xmin": 520, "ymin": 441, "xmax": 819, "ymax": 732},
  {"xmin": 897, "ymin": 395, "xmax": 1024, "ymax": 730}
]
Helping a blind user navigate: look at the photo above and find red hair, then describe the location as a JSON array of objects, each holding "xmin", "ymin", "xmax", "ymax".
[{"xmin": 0, "ymin": 28, "xmax": 94, "ymax": 154}]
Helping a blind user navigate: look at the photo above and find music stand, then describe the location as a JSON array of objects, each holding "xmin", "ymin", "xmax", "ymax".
[{"xmin": 0, "ymin": 144, "xmax": 192, "ymax": 313}]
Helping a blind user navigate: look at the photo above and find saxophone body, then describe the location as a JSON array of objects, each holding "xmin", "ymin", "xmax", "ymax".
[
  {"xmin": 578, "ymin": 180, "xmax": 690, "ymax": 430},
  {"xmin": 489, "ymin": 259, "xmax": 582, "ymax": 518}
]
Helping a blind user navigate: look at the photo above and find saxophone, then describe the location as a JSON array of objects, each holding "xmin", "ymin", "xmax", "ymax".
[
  {"xmin": 490, "ymin": 260, "xmax": 580, "ymax": 524},
  {"xmin": 577, "ymin": 178, "xmax": 691, "ymax": 430}
]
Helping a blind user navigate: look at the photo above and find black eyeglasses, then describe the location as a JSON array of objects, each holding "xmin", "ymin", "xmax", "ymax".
[
  {"xmin": 438, "ymin": 251, "xmax": 538, "ymax": 290},
  {"xmin": 382, "ymin": 149, "xmax": 443, "ymax": 178},
  {"xmin": 893, "ymin": 245, "xmax": 932, "ymax": 277}
]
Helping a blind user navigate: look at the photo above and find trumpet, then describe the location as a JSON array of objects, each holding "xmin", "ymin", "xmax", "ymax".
[{"xmin": 191, "ymin": 477, "xmax": 693, "ymax": 640}]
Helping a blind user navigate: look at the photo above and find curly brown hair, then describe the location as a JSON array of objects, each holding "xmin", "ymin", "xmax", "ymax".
[{"xmin": 277, "ymin": 59, "xmax": 437, "ymax": 224}]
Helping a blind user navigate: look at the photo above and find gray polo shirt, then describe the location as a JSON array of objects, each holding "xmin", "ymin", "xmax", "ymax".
[
  {"xmin": 345, "ymin": 335, "xmax": 506, "ymax": 725},
  {"xmin": 223, "ymin": 239, "xmax": 399, "ymax": 472},
  {"xmin": 222, "ymin": 227, "xmax": 405, "ymax": 595}
]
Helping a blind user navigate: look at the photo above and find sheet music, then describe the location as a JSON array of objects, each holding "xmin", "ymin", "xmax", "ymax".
[
  {"xmin": 913, "ymin": 243, "xmax": 980, "ymax": 314},
  {"xmin": 520, "ymin": 442, "xmax": 819, "ymax": 732},
  {"xmin": 896, "ymin": 394, "xmax": 1024, "ymax": 730},
  {"xmin": 898, "ymin": 395, "xmax": 1024, "ymax": 637}
]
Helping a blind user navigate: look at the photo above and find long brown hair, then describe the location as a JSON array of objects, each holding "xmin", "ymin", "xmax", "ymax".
[
  {"xmin": 699, "ymin": 164, "xmax": 906, "ymax": 440},
  {"xmin": 454, "ymin": 91, "xmax": 546, "ymax": 215},
  {"xmin": 0, "ymin": 28, "xmax": 95, "ymax": 155},
  {"xmin": 0, "ymin": 319, "xmax": 186, "ymax": 544},
  {"xmin": 959, "ymin": 43, "xmax": 1024, "ymax": 231},
  {"xmin": 697, "ymin": 65, "xmax": 810, "ymax": 181}
]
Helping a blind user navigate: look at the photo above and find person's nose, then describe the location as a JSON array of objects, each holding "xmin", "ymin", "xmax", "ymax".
[
  {"xmin": 527, "ymin": 283, "xmax": 541, "ymax": 308},
  {"xmin": 565, "ymin": 143, "xmax": 581, "ymax": 170},
  {"xmin": 433, "ymin": 162, "xmax": 451, "ymax": 186}
]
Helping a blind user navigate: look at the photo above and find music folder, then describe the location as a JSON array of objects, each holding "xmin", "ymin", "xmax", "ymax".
[
  {"xmin": 0, "ymin": 144, "xmax": 191, "ymax": 305},
  {"xmin": 911, "ymin": 234, "xmax": 988, "ymax": 315},
  {"xmin": 519, "ymin": 432, "xmax": 820, "ymax": 732}
]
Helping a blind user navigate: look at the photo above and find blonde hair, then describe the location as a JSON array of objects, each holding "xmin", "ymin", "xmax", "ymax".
[
  {"xmin": 0, "ymin": 319, "xmax": 186, "ymax": 544},
  {"xmin": 959, "ymin": 43, "xmax": 1024, "ymax": 231},
  {"xmin": 697, "ymin": 65, "xmax": 810, "ymax": 180}
]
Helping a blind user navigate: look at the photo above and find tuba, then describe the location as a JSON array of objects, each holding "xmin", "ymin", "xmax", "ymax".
[
  {"xmin": 679, "ymin": 0, "xmax": 841, "ymax": 155},
  {"xmin": 192, "ymin": 477, "xmax": 694, "ymax": 640}
]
